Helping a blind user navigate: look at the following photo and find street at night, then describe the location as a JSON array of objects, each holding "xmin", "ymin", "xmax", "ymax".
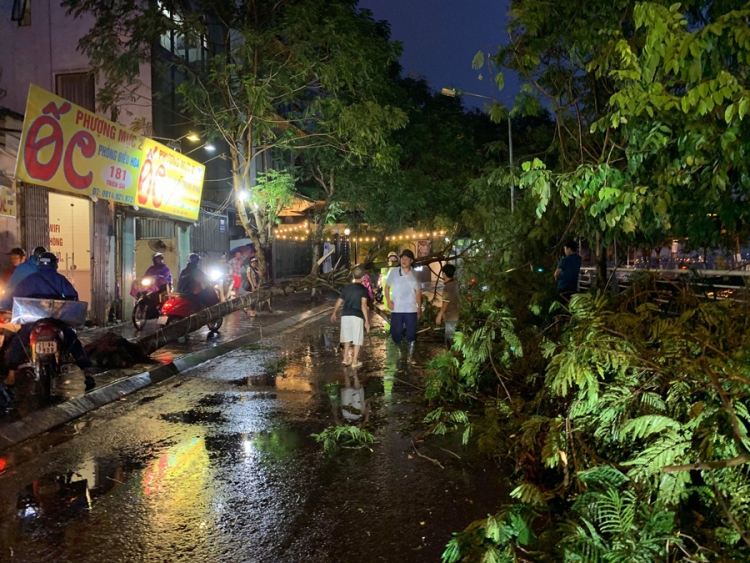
[
  {"xmin": 3, "ymin": 0, "xmax": 750, "ymax": 560},
  {"xmin": 0, "ymin": 312, "xmax": 507, "ymax": 563}
]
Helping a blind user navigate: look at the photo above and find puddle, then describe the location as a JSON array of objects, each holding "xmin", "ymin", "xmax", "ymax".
[
  {"xmin": 205, "ymin": 427, "xmax": 308, "ymax": 463},
  {"xmin": 197, "ymin": 393, "xmax": 241, "ymax": 407},
  {"xmin": 159, "ymin": 410, "xmax": 228, "ymax": 425},
  {"xmin": 230, "ymin": 374, "xmax": 277, "ymax": 387}
]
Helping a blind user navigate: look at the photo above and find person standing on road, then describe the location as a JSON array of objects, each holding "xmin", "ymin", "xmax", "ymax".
[
  {"xmin": 378, "ymin": 251, "xmax": 399, "ymax": 331},
  {"xmin": 385, "ymin": 249, "xmax": 422, "ymax": 349},
  {"xmin": 435, "ymin": 263, "xmax": 459, "ymax": 347},
  {"xmin": 228, "ymin": 251, "xmax": 244, "ymax": 294},
  {"xmin": 554, "ymin": 240, "xmax": 582, "ymax": 304},
  {"xmin": 246, "ymin": 256, "xmax": 273, "ymax": 317},
  {"xmin": 330, "ymin": 266, "xmax": 370, "ymax": 368}
]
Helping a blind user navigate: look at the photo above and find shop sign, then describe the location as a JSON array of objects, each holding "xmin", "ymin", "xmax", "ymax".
[
  {"xmin": 0, "ymin": 185, "xmax": 16, "ymax": 218},
  {"xmin": 14, "ymin": 84, "xmax": 205, "ymax": 221}
]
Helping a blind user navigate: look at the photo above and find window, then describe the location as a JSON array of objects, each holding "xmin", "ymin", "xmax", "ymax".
[
  {"xmin": 11, "ymin": 0, "xmax": 31, "ymax": 26},
  {"xmin": 55, "ymin": 73, "xmax": 96, "ymax": 111},
  {"xmin": 158, "ymin": 2, "xmax": 207, "ymax": 62}
]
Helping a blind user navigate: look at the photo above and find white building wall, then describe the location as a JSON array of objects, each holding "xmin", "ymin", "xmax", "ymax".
[{"xmin": 0, "ymin": 0, "xmax": 152, "ymax": 127}]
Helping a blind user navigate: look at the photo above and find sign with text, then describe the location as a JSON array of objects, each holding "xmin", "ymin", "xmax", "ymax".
[
  {"xmin": 0, "ymin": 185, "xmax": 16, "ymax": 218},
  {"xmin": 14, "ymin": 84, "xmax": 204, "ymax": 221}
]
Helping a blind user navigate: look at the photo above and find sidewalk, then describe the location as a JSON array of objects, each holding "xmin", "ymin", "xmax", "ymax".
[{"xmin": 0, "ymin": 291, "xmax": 335, "ymax": 450}]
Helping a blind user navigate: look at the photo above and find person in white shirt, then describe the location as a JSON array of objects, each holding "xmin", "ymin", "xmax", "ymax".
[{"xmin": 385, "ymin": 249, "xmax": 422, "ymax": 346}]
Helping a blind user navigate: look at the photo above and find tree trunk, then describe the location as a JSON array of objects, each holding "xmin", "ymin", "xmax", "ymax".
[{"xmin": 309, "ymin": 216, "xmax": 327, "ymax": 299}]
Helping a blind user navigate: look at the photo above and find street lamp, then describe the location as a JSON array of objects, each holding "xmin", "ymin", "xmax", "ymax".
[
  {"xmin": 441, "ymin": 87, "xmax": 514, "ymax": 213},
  {"xmin": 237, "ymin": 190, "xmax": 249, "ymax": 201},
  {"xmin": 150, "ymin": 132, "xmax": 200, "ymax": 152},
  {"xmin": 183, "ymin": 142, "xmax": 215, "ymax": 156}
]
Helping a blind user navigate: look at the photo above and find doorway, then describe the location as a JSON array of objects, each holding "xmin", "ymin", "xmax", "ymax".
[{"xmin": 48, "ymin": 192, "xmax": 92, "ymax": 305}]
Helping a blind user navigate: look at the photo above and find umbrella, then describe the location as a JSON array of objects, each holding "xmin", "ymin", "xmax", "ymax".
[{"xmin": 229, "ymin": 244, "xmax": 256, "ymax": 261}]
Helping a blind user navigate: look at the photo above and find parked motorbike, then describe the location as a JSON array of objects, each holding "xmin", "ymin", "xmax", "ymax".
[
  {"xmin": 11, "ymin": 298, "xmax": 87, "ymax": 401},
  {"xmin": 157, "ymin": 285, "xmax": 224, "ymax": 332},
  {"xmin": 131, "ymin": 275, "xmax": 171, "ymax": 330},
  {"xmin": 29, "ymin": 319, "xmax": 68, "ymax": 401}
]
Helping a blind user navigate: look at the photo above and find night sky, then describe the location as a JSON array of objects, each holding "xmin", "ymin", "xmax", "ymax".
[{"xmin": 359, "ymin": 0, "xmax": 520, "ymax": 110}]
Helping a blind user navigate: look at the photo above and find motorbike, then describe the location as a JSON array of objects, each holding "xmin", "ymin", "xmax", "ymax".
[
  {"xmin": 11, "ymin": 298, "xmax": 88, "ymax": 401},
  {"xmin": 157, "ymin": 284, "xmax": 224, "ymax": 332},
  {"xmin": 209, "ymin": 268, "xmax": 234, "ymax": 302},
  {"xmin": 131, "ymin": 275, "xmax": 171, "ymax": 330}
]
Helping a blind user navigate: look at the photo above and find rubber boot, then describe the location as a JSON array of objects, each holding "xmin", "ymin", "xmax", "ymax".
[{"xmin": 407, "ymin": 341, "xmax": 417, "ymax": 365}]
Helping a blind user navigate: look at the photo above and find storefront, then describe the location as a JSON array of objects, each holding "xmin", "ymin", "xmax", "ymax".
[{"xmin": 14, "ymin": 84, "xmax": 204, "ymax": 324}]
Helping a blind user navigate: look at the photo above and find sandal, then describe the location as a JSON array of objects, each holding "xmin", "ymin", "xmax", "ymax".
[{"xmin": 351, "ymin": 362, "xmax": 363, "ymax": 369}]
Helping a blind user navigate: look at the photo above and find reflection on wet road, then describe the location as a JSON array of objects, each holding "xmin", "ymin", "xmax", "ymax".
[{"xmin": 0, "ymin": 317, "xmax": 509, "ymax": 562}]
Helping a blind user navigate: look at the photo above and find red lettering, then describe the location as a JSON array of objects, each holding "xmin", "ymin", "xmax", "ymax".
[
  {"xmin": 152, "ymin": 165, "xmax": 166, "ymax": 207},
  {"xmin": 75, "ymin": 110, "xmax": 84, "ymax": 125},
  {"xmin": 41, "ymin": 101, "xmax": 71, "ymax": 120},
  {"xmin": 23, "ymin": 115, "xmax": 63, "ymax": 181},
  {"xmin": 63, "ymin": 130, "xmax": 96, "ymax": 189},
  {"xmin": 137, "ymin": 159, "xmax": 153, "ymax": 205}
]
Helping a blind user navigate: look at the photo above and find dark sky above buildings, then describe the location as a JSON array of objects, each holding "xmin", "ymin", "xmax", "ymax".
[{"xmin": 359, "ymin": 0, "xmax": 520, "ymax": 110}]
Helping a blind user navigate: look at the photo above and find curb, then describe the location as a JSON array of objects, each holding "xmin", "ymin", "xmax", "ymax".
[{"xmin": 0, "ymin": 304, "xmax": 333, "ymax": 451}]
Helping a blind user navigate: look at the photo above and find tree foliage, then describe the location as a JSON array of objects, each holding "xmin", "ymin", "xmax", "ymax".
[
  {"xmin": 65, "ymin": 0, "xmax": 406, "ymax": 274},
  {"xmin": 429, "ymin": 2, "xmax": 750, "ymax": 561}
]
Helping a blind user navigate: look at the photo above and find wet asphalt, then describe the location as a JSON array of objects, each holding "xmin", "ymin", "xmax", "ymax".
[{"xmin": 0, "ymin": 315, "xmax": 509, "ymax": 563}]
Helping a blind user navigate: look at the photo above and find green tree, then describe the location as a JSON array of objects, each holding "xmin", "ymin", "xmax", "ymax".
[{"xmin": 65, "ymin": 0, "xmax": 406, "ymax": 275}]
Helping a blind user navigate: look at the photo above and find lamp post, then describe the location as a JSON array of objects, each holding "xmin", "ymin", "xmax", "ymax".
[{"xmin": 440, "ymin": 87, "xmax": 514, "ymax": 213}]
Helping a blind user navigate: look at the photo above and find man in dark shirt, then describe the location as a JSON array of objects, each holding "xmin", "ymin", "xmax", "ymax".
[
  {"xmin": 554, "ymin": 240, "xmax": 582, "ymax": 303},
  {"xmin": 330, "ymin": 266, "xmax": 370, "ymax": 368}
]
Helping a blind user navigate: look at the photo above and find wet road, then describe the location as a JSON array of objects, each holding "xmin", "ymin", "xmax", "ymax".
[{"xmin": 0, "ymin": 316, "xmax": 509, "ymax": 563}]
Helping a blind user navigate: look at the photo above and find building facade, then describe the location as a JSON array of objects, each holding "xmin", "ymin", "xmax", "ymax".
[{"xmin": 0, "ymin": 0, "xmax": 233, "ymax": 324}]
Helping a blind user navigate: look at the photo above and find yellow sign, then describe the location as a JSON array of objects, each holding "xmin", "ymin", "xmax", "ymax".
[
  {"xmin": 14, "ymin": 84, "xmax": 205, "ymax": 221},
  {"xmin": 0, "ymin": 185, "xmax": 16, "ymax": 218}
]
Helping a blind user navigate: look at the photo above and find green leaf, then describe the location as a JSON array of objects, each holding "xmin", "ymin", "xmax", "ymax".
[
  {"xmin": 472, "ymin": 50, "xmax": 485, "ymax": 70},
  {"xmin": 620, "ymin": 415, "xmax": 681, "ymax": 440}
]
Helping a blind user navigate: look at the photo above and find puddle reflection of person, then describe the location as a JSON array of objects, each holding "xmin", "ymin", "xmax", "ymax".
[{"xmin": 331, "ymin": 373, "xmax": 370, "ymax": 425}]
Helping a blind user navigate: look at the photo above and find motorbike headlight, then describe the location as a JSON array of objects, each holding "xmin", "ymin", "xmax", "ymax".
[
  {"xmin": 209, "ymin": 270, "xmax": 222, "ymax": 281},
  {"xmin": 142, "ymin": 278, "xmax": 152, "ymax": 286}
]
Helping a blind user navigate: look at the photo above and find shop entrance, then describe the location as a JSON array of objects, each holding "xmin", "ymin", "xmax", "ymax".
[
  {"xmin": 48, "ymin": 192, "xmax": 92, "ymax": 305},
  {"xmin": 135, "ymin": 218, "xmax": 179, "ymax": 287}
]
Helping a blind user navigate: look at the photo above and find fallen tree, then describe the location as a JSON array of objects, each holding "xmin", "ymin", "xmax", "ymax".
[{"xmin": 127, "ymin": 239, "xmax": 470, "ymax": 357}]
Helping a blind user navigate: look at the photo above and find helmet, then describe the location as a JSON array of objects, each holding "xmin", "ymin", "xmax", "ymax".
[
  {"xmin": 152, "ymin": 252, "xmax": 164, "ymax": 263},
  {"xmin": 32, "ymin": 246, "xmax": 47, "ymax": 257},
  {"xmin": 38, "ymin": 252, "xmax": 59, "ymax": 269},
  {"xmin": 387, "ymin": 251, "xmax": 398, "ymax": 260},
  {"xmin": 188, "ymin": 253, "xmax": 201, "ymax": 264}
]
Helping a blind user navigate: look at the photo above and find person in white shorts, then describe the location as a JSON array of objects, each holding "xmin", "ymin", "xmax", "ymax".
[{"xmin": 330, "ymin": 266, "xmax": 371, "ymax": 368}]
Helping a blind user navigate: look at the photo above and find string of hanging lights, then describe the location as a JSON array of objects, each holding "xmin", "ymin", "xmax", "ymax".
[
  {"xmin": 273, "ymin": 226, "xmax": 447, "ymax": 243},
  {"xmin": 351, "ymin": 231, "xmax": 446, "ymax": 243}
]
